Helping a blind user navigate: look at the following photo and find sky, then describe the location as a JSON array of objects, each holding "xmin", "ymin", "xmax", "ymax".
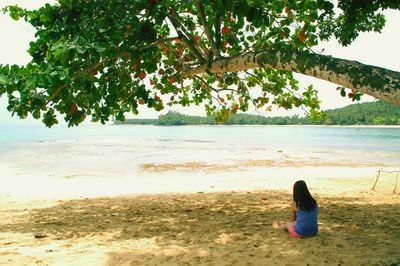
[{"xmin": 0, "ymin": 1, "xmax": 399, "ymax": 125}]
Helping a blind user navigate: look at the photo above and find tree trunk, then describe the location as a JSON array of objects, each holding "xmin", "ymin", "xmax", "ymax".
[{"xmin": 186, "ymin": 50, "xmax": 400, "ymax": 106}]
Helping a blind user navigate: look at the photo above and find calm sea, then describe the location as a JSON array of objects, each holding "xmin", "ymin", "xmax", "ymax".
[{"xmin": 0, "ymin": 124, "xmax": 399, "ymax": 153}]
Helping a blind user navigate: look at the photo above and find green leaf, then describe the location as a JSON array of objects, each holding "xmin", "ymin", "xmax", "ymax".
[
  {"xmin": 32, "ymin": 109, "xmax": 41, "ymax": 119},
  {"xmin": 340, "ymin": 88, "xmax": 346, "ymax": 97},
  {"xmin": 37, "ymin": 75, "xmax": 47, "ymax": 87},
  {"xmin": 26, "ymin": 75, "xmax": 38, "ymax": 88},
  {"xmin": 76, "ymin": 46, "xmax": 85, "ymax": 54},
  {"xmin": 27, "ymin": 11, "xmax": 38, "ymax": 20},
  {"xmin": 10, "ymin": 12, "xmax": 20, "ymax": 21},
  {"xmin": 94, "ymin": 43, "xmax": 106, "ymax": 53},
  {"xmin": 0, "ymin": 74, "xmax": 10, "ymax": 85}
]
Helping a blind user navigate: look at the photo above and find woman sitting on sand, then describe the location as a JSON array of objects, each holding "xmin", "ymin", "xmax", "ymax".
[{"xmin": 273, "ymin": 180, "xmax": 318, "ymax": 238}]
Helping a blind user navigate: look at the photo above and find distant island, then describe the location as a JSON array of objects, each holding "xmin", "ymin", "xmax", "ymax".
[{"xmin": 114, "ymin": 101, "xmax": 400, "ymax": 126}]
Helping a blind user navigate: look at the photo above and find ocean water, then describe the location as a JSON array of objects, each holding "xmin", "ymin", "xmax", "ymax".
[
  {"xmin": 0, "ymin": 124, "xmax": 399, "ymax": 198},
  {"xmin": 1, "ymin": 123, "xmax": 399, "ymax": 168},
  {"xmin": 1, "ymin": 124, "xmax": 399, "ymax": 152}
]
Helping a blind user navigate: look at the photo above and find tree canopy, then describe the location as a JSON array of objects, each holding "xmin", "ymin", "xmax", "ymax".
[{"xmin": 0, "ymin": 0, "xmax": 399, "ymax": 127}]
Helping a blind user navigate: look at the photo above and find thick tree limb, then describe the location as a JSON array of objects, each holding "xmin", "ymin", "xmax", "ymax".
[{"xmin": 185, "ymin": 50, "xmax": 400, "ymax": 106}]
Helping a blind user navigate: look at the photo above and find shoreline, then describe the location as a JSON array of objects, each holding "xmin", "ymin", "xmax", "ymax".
[
  {"xmin": 1, "ymin": 131, "xmax": 399, "ymax": 201},
  {"xmin": 1, "ymin": 161, "xmax": 398, "ymax": 201}
]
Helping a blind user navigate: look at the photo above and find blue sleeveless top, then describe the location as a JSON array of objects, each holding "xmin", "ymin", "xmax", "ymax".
[{"xmin": 295, "ymin": 206, "xmax": 318, "ymax": 236}]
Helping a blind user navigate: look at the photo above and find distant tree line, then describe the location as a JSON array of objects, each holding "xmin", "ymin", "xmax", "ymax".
[
  {"xmin": 115, "ymin": 101, "xmax": 400, "ymax": 126},
  {"xmin": 312, "ymin": 100, "xmax": 400, "ymax": 125},
  {"xmin": 114, "ymin": 118, "xmax": 157, "ymax": 125}
]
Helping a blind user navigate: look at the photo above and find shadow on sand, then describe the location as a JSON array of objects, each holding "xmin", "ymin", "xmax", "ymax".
[{"xmin": 1, "ymin": 191, "xmax": 399, "ymax": 265}]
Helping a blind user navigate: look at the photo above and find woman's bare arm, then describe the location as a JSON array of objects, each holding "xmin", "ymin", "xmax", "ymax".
[{"xmin": 290, "ymin": 201, "xmax": 297, "ymax": 222}]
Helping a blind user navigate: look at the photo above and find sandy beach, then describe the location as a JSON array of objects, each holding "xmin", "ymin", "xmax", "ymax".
[
  {"xmin": 1, "ymin": 137, "xmax": 399, "ymax": 265},
  {"xmin": 1, "ymin": 189, "xmax": 399, "ymax": 265}
]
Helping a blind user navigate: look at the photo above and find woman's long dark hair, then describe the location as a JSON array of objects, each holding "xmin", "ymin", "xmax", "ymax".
[{"xmin": 293, "ymin": 180, "xmax": 317, "ymax": 212}]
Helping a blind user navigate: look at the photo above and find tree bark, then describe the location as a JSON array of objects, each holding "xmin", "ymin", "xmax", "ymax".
[{"xmin": 186, "ymin": 50, "xmax": 400, "ymax": 106}]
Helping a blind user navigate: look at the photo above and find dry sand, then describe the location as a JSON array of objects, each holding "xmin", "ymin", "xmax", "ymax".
[
  {"xmin": 0, "ymin": 139, "xmax": 399, "ymax": 265},
  {"xmin": 1, "ymin": 189, "xmax": 399, "ymax": 266}
]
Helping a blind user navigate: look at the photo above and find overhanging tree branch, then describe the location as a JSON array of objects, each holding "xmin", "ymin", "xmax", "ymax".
[
  {"xmin": 196, "ymin": 1, "xmax": 219, "ymax": 59},
  {"xmin": 45, "ymin": 35, "xmax": 183, "ymax": 107},
  {"xmin": 45, "ymin": 51, "xmax": 131, "ymax": 106},
  {"xmin": 167, "ymin": 13, "xmax": 207, "ymax": 63},
  {"xmin": 214, "ymin": 9, "xmax": 222, "ymax": 58},
  {"xmin": 185, "ymin": 50, "xmax": 400, "ymax": 106}
]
